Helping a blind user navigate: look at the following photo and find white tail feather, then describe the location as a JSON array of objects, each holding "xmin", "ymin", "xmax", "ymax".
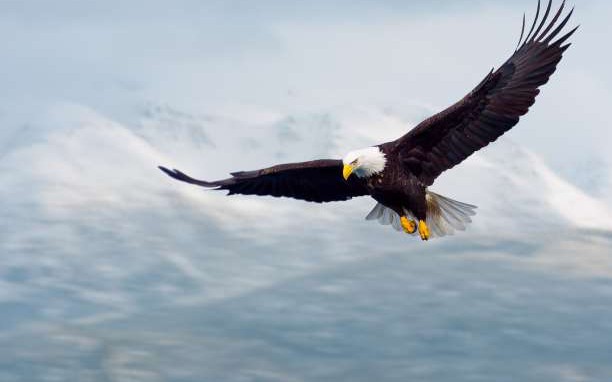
[
  {"xmin": 424, "ymin": 191, "xmax": 477, "ymax": 238},
  {"xmin": 365, "ymin": 191, "xmax": 477, "ymax": 239}
]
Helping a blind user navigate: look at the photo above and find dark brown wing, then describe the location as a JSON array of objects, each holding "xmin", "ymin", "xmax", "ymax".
[
  {"xmin": 158, "ymin": 159, "xmax": 369, "ymax": 203},
  {"xmin": 390, "ymin": 0, "xmax": 577, "ymax": 186}
]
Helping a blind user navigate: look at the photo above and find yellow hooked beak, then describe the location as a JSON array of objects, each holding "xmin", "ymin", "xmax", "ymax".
[{"xmin": 342, "ymin": 164, "xmax": 354, "ymax": 180}]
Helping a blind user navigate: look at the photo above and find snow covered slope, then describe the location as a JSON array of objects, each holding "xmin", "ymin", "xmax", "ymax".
[{"xmin": 2, "ymin": 102, "xmax": 611, "ymax": 259}]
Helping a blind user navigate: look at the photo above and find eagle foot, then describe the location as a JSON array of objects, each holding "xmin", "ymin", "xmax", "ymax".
[
  {"xmin": 418, "ymin": 220, "xmax": 430, "ymax": 241},
  {"xmin": 400, "ymin": 216, "xmax": 417, "ymax": 234}
]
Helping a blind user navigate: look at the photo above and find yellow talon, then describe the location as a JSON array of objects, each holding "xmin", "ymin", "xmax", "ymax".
[
  {"xmin": 400, "ymin": 216, "xmax": 416, "ymax": 234},
  {"xmin": 418, "ymin": 220, "xmax": 430, "ymax": 241}
]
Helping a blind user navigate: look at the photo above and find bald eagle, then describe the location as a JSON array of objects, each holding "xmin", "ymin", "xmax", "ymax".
[{"xmin": 160, "ymin": 0, "xmax": 577, "ymax": 240}]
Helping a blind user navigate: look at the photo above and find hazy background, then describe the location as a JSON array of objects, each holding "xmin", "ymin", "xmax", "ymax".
[{"xmin": 1, "ymin": 1, "xmax": 612, "ymax": 381}]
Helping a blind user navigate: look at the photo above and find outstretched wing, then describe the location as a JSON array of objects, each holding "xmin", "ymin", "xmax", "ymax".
[
  {"xmin": 391, "ymin": 0, "xmax": 577, "ymax": 186},
  {"xmin": 158, "ymin": 159, "xmax": 369, "ymax": 203}
]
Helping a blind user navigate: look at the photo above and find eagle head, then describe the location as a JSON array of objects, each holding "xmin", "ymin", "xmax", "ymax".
[{"xmin": 342, "ymin": 146, "xmax": 386, "ymax": 180}]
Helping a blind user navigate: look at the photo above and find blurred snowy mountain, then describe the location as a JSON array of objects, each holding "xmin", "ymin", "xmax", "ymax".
[{"xmin": 2, "ymin": 101, "xmax": 609, "ymax": 244}]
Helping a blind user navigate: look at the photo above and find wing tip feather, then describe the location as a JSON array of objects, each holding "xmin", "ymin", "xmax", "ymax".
[
  {"xmin": 524, "ymin": 0, "xmax": 542, "ymax": 43},
  {"xmin": 516, "ymin": 13, "xmax": 527, "ymax": 51},
  {"xmin": 158, "ymin": 165, "xmax": 222, "ymax": 188}
]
